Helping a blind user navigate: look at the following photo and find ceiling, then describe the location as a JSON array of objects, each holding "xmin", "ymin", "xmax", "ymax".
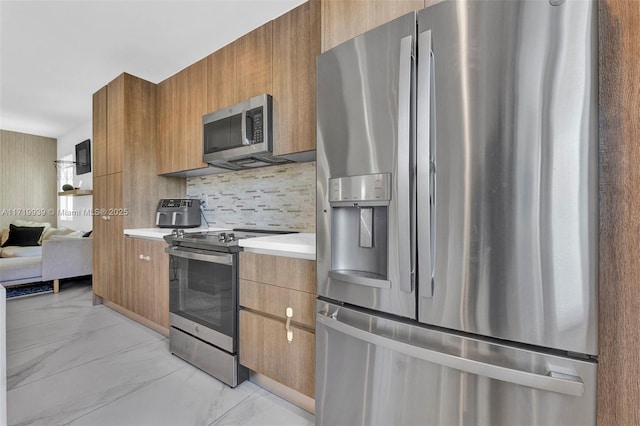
[{"xmin": 0, "ymin": 0, "xmax": 305, "ymax": 139}]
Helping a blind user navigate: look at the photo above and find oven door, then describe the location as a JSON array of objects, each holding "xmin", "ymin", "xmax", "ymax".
[{"xmin": 166, "ymin": 246, "xmax": 237, "ymax": 353}]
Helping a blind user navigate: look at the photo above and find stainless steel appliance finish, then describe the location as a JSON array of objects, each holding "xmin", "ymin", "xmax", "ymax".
[
  {"xmin": 316, "ymin": 0, "xmax": 598, "ymax": 424},
  {"xmin": 164, "ymin": 229, "xmax": 293, "ymax": 252},
  {"xmin": 317, "ymin": 13, "xmax": 417, "ymax": 319},
  {"xmin": 170, "ymin": 327, "xmax": 244, "ymax": 389},
  {"xmin": 166, "ymin": 242, "xmax": 247, "ymax": 387},
  {"xmin": 165, "ymin": 228, "xmax": 294, "ymax": 387},
  {"xmin": 156, "ymin": 198, "xmax": 201, "ymax": 228},
  {"xmin": 416, "ymin": 0, "xmax": 599, "ymax": 357},
  {"xmin": 316, "ymin": 301, "xmax": 597, "ymax": 426},
  {"xmin": 202, "ymin": 93, "xmax": 292, "ymax": 170}
]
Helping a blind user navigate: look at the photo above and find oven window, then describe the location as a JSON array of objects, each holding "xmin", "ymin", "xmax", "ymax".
[{"xmin": 169, "ymin": 255, "xmax": 234, "ymax": 337}]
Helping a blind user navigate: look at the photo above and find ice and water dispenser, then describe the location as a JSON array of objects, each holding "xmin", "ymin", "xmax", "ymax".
[{"xmin": 328, "ymin": 173, "xmax": 391, "ymax": 289}]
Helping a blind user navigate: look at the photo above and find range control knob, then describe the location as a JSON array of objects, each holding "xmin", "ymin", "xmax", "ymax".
[
  {"xmin": 227, "ymin": 233, "xmax": 235, "ymax": 242},
  {"xmin": 218, "ymin": 232, "xmax": 227, "ymax": 242}
]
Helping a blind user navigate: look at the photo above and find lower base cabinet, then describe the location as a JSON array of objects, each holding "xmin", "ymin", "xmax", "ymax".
[
  {"xmin": 238, "ymin": 252, "xmax": 316, "ymax": 399},
  {"xmin": 123, "ymin": 237, "xmax": 169, "ymax": 329},
  {"xmin": 239, "ymin": 309, "xmax": 315, "ymax": 398}
]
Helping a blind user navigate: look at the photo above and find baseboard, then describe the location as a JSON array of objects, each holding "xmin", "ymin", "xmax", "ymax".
[
  {"xmin": 103, "ymin": 301, "xmax": 170, "ymax": 338},
  {"xmin": 249, "ymin": 372, "xmax": 315, "ymax": 415}
]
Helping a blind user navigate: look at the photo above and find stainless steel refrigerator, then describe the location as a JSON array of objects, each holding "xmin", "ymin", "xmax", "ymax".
[{"xmin": 316, "ymin": 0, "xmax": 598, "ymax": 424}]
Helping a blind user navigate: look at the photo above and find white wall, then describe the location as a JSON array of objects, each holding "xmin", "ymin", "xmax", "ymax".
[{"xmin": 56, "ymin": 121, "xmax": 93, "ymax": 231}]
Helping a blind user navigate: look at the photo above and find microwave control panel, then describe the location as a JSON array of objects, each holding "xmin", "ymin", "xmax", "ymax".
[{"xmin": 247, "ymin": 106, "xmax": 263, "ymax": 144}]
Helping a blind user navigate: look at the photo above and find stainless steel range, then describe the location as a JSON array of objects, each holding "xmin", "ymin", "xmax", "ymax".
[{"xmin": 164, "ymin": 228, "xmax": 291, "ymax": 387}]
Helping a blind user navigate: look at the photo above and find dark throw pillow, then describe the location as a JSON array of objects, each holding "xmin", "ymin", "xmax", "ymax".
[{"xmin": 1, "ymin": 224, "xmax": 45, "ymax": 247}]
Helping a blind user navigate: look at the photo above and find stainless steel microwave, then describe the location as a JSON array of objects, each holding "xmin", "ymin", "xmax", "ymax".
[{"xmin": 203, "ymin": 94, "xmax": 284, "ymax": 170}]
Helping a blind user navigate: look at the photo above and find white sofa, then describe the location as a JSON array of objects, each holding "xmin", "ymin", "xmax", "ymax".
[{"xmin": 0, "ymin": 223, "xmax": 92, "ymax": 293}]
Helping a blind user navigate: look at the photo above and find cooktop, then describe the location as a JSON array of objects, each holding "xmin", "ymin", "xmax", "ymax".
[{"xmin": 164, "ymin": 228, "xmax": 294, "ymax": 252}]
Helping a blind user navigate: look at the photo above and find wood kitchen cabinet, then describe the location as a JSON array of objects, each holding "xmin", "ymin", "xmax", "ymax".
[
  {"xmin": 91, "ymin": 175, "xmax": 107, "ymax": 298},
  {"xmin": 206, "ymin": 22, "xmax": 273, "ymax": 111},
  {"xmin": 158, "ymin": 2, "xmax": 320, "ymax": 175},
  {"xmin": 207, "ymin": 43, "xmax": 237, "ymax": 112},
  {"xmin": 321, "ymin": 0, "xmax": 426, "ymax": 52},
  {"xmin": 239, "ymin": 252, "xmax": 316, "ymax": 399},
  {"xmin": 92, "ymin": 86, "xmax": 108, "ymax": 177},
  {"xmin": 156, "ymin": 58, "xmax": 209, "ymax": 175},
  {"xmin": 235, "ymin": 23, "xmax": 273, "ymax": 101},
  {"xmin": 272, "ymin": 1, "xmax": 320, "ymax": 157},
  {"xmin": 92, "ymin": 73, "xmax": 184, "ymax": 311},
  {"xmin": 92, "ymin": 172, "xmax": 125, "ymax": 304},
  {"xmin": 124, "ymin": 237, "xmax": 170, "ymax": 330}
]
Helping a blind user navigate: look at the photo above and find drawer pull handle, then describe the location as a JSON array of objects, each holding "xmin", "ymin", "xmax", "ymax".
[{"xmin": 285, "ymin": 307, "xmax": 293, "ymax": 343}]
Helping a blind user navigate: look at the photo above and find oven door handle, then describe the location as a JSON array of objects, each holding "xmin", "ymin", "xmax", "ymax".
[{"xmin": 165, "ymin": 247, "xmax": 233, "ymax": 265}]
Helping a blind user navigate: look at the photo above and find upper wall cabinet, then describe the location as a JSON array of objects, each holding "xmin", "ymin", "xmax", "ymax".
[
  {"xmin": 207, "ymin": 23, "xmax": 273, "ymax": 111},
  {"xmin": 157, "ymin": 58, "xmax": 209, "ymax": 175},
  {"xmin": 207, "ymin": 43, "xmax": 237, "ymax": 112},
  {"xmin": 236, "ymin": 23, "xmax": 273, "ymax": 102},
  {"xmin": 321, "ymin": 0, "xmax": 426, "ymax": 52},
  {"xmin": 157, "ymin": 1, "xmax": 319, "ymax": 176},
  {"xmin": 272, "ymin": 1, "xmax": 320, "ymax": 157}
]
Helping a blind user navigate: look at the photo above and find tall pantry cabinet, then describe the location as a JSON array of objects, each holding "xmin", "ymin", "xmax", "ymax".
[{"xmin": 92, "ymin": 73, "xmax": 184, "ymax": 321}]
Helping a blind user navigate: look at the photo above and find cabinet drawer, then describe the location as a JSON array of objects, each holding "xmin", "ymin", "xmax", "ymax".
[
  {"xmin": 240, "ymin": 279, "xmax": 315, "ymax": 329},
  {"xmin": 239, "ymin": 252, "xmax": 316, "ymax": 294},
  {"xmin": 239, "ymin": 310, "xmax": 314, "ymax": 398}
]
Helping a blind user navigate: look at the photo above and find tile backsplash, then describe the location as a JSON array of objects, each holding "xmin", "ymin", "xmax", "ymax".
[{"xmin": 186, "ymin": 162, "xmax": 316, "ymax": 232}]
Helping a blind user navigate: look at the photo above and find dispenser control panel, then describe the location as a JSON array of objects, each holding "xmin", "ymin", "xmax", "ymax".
[{"xmin": 329, "ymin": 173, "xmax": 391, "ymax": 206}]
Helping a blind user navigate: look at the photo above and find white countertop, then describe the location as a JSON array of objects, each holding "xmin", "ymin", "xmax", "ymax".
[
  {"xmin": 239, "ymin": 233, "xmax": 315, "ymax": 260},
  {"xmin": 124, "ymin": 228, "xmax": 316, "ymax": 260},
  {"xmin": 124, "ymin": 227, "xmax": 230, "ymax": 241}
]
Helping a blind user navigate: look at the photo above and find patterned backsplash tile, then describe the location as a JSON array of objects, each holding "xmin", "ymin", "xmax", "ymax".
[{"xmin": 186, "ymin": 162, "xmax": 316, "ymax": 232}]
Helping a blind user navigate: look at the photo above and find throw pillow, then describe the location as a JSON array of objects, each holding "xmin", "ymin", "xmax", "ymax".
[
  {"xmin": 13, "ymin": 220, "xmax": 52, "ymax": 244},
  {"xmin": 1, "ymin": 224, "xmax": 45, "ymax": 247}
]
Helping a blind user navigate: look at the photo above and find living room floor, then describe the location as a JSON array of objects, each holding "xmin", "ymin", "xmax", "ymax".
[{"xmin": 5, "ymin": 280, "xmax": 315, "ymax": 425}]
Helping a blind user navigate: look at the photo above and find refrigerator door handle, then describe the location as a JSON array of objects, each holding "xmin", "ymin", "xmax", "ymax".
[
  {"xmin": 397, "ymin": 34, "xmax": 414, "ymax": 293},
  {"xmin": 417, "ymin": 29, "xmax": 434, "ymax": 298},
  {"xmin": 317, "ymin": 313, "xmax": 585, "ymax": 397}
]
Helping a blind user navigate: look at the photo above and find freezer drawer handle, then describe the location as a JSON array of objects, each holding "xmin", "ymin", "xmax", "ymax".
[{"xmin": 317, "ymin": 313, "xmax": 585, "ymax": 397}]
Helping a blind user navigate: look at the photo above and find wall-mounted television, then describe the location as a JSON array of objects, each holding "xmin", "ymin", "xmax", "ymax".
[{"xmin": 75, "ymin": 139, "xmax": 91, "ymax": 175}]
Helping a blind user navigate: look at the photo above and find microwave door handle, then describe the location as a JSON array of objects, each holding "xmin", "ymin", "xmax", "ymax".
[
  {"xmin": 417, "ymin": 29, "xmax": 434, "ymax": 298},
  {"xmin": 241, "ymin": 110, "xmax": 249, "ymax": 145}
]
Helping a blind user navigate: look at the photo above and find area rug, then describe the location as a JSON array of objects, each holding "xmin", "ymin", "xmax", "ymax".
[{"xmin": 5, "ymin": 282, "xmax": 53, "ymax": 299}]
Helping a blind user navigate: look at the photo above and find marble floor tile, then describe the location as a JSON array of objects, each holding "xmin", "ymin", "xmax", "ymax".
[
  {"xmin": 70, "ymin": 366, "xmax": 261, "ymax": 426},
  {"xmin": 5, "ymin": 285, "xmax": 94, "ymax": 332},
  {"xmin": 5, "ymin": 281, "xmax": 316, "ymax": 426},
  {"xmin": 7, "ymin": 318, "xmax": 163, "ymax": 389},
  {"xmin": 7, "ymin": 338, "xmax": 185, "ymax": 425},
  {"xmin": 211, "ymin": 388, "xmax": 315, "ymax": 426},
  {"xmin": 6, "ymin": 304, "xmax": 124, "ymax": 355}
]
